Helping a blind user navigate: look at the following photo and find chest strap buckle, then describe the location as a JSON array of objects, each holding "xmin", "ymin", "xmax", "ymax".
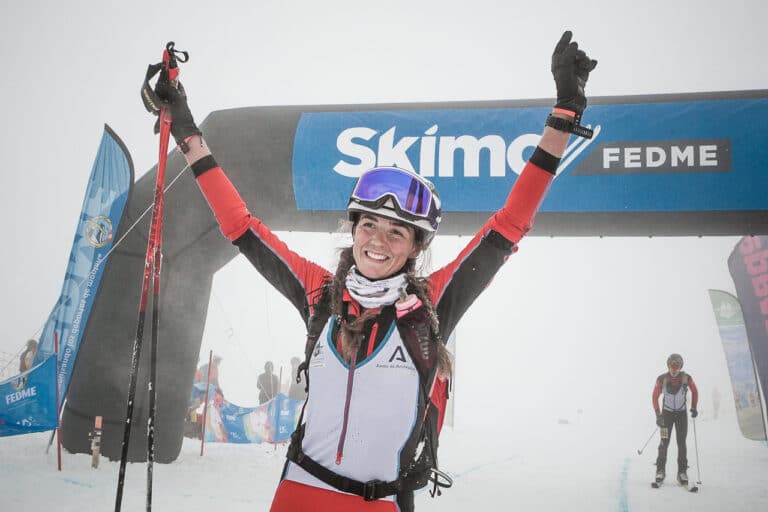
[{"xmin": 363, "ymin": 479, "xmax": 385, "ymax": 501}]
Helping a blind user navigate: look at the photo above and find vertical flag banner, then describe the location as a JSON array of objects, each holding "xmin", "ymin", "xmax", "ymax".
[
  {"xmin": 708, "ymin": 290, "xmax": 767, "ymax": 440},
  {"xmin": 0, "ymin": 355, "xmax": 59, "ymax": 436},
  {"xmin": 728, "ymin": 235, "xmax": 768, "ymax": 437},
  {"xmin": 34, "ymin": 125, "xmax": 133, "ymax": 403}
]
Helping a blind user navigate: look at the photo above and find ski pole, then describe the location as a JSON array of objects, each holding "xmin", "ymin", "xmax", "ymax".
[
  {"xmin": 636, "ymin": 427, "xmax": 658, "ymax": 455},
  {"xmin": 692, "ymin": 416, "xmax": 702, "ymax": 485},
  {"xmin": 145, "ymin": 41, "xmax": 185, "ymax": 511},
  {"xmin": 115, "ymin": 41, "xmax": 188, "ymax": 512}
]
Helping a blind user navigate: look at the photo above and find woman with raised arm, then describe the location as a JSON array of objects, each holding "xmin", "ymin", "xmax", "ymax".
[{"xmin": 147, "ymin": 30, "xmax": 596, "ymax": 512}]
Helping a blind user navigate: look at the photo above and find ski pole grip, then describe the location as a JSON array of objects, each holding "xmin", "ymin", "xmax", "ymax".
[{"xmin": 163, "ymin": 41, "xmax": 189, "ymax": 83}]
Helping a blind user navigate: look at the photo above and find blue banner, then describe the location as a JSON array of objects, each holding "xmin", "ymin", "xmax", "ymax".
[
  {"xmin": 708, "ymin": 290, "xmax": 767, "ymax": 440},
  {"xmin": 204, "ymin": 391, "xmax": 303, "ymax": 444},
  {"xmin": 0, "ymin": 355, "xmax": 58, "ymax": 437},
  {"xmin": 292, "ymin": 98, "xmax": 768, "ymax": 213},
  {"xmin": 33, "ymin": 126, "xmax": 132, "ymax": 402}
]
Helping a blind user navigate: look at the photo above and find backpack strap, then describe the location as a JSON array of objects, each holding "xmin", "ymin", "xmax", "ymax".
[
  {"xmin": 286, "ymin": 414, "xmax": 452, "ymax": 501},
  {"xmin": 287, "ymin": 428, "xmax": 406, "ymax": 501},
  {"xmin": 287, "ymin": 281, "xmax": 453, "ymax": 500},
  {"xmin": 296, "ymin": 283, "xmax": 334, "ymax": 392}
]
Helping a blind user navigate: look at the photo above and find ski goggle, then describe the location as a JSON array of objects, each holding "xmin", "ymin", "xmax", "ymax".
[{"xmin": 349, "ymin": 167, "xmax": 440, "ymax": 230}]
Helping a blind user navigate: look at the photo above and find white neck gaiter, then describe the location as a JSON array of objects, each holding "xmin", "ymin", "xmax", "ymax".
[{"xmin": 345, "ymin": 266, "xmax": 407, "ymax": 309}]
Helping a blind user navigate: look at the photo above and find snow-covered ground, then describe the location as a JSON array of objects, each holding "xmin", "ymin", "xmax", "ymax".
[{"xmin": 2, "ymin": 405, "xmax": 765, "ymax": 511}]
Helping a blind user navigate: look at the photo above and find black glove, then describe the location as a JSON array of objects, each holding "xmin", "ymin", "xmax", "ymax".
[
  {"xmin": 690, "ymin": 408, "xmax": 698, "ymax": 418},
  {"xmin": 551, "ymin": 30, "xmax": 597, "ymax": 116},
  {"xmin": 656, "ymin": 414, "xmax": 665, "ymax": 427},
  {"xmin": 141, "ymin": 63, "xmax": 202, "ymax": 149}
]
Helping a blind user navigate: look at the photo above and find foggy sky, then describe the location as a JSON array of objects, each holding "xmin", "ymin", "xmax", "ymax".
[{"xmin": 0, "ymin": 0, "xmax": 765, "ymax": 413}]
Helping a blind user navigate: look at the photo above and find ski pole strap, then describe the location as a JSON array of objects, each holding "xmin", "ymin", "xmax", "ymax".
[
  {"xmin": 140, "ymin": 41, "xmax": 190, "ymax": 132},
  {"xmin": 141, "ymin": 62, "xmax": 165, "ymax": 116},
  {"xmin": 428, "ymin": 467, "xmax": 453, "ymax": 497},
  {"xmin": 163, "ymin": 41, "xmax": 189, "ymax": 71}
]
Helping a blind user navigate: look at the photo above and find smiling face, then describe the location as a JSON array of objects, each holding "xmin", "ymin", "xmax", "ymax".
[{"xmin": 352, "ymin": 213, "xmax": 421, "ymax": 280}]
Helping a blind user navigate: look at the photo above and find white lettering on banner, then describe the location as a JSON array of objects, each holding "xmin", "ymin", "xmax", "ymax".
[
  {"xmin": 625, "ymin": 148, "xmax": 642, "ymax": 168},
  {"xmin": 5, "ymin": 386, "xmax": 37, "ymax": 404},
  {"xmin": 437, "ymin": 135, "xmax": 507, "ymax": 177},
  {"xmin": 333, "ymin": 125, "xmax": 583, "ymax": 178},
  {"xmin": 699, "ymin": 145, "xmax": 718, "ymax": 166},
  {"xmin": 671, "ymin": 146, "xmax": 694, "ymax": 167},
  {"xmin": 378, "ymin": 128, "xmax": 418, "ymax": 171},
  {"xmin": 57, "ymin": 253, "xmax": 105, "ymax": 389},
  {"xmin": 603, "ymin": 147, "xmax": 669, "ymax": 168},
  {"xmin": 646, "ymin": 147, "xmax": 666, "ymax": 167},
  {"xmin": 334, "ymin": 127, "xmax": 378, "ymax": 177},
  {"xmin": 419, "ymin": 125, "xmax": 438, "ymax": 177},
  {"xmin": 602, "ymin": 144, "xmax": 722, "ymax": 170}
]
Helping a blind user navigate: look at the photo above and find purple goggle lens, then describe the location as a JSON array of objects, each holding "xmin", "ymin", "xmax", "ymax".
[{"xmin": 351, "ymin": 167, "xmax": 433, "ymax": 217}]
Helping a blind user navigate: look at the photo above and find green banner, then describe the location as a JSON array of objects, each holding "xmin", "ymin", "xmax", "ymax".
[{"xmin": 708, "ymin": 289, "xmax": 767, "ymax": 441}]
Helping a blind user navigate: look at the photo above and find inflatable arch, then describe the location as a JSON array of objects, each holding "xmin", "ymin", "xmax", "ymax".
[{"xmin": 61, "ymin": 91, "xmax": 768, "ymax": 462}]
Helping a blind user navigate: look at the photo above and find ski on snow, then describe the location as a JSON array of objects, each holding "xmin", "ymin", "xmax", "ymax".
[{"xmin": 651, "ymin": 479, "xmax": 698, "ymax": 492}]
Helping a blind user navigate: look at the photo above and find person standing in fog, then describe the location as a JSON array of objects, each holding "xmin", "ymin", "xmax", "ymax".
[
  {"xmin": 257, "ymin": 361, "xmax": 279, "ymax": 404},
  {"xmin": 652, "ymin": 353, "xmax": 699, "ymax": 486}
]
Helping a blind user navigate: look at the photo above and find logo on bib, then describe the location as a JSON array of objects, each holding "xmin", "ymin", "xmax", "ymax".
[{"xmin": 388, "ymin": 346, "xmax": 407, "ymax": 363}]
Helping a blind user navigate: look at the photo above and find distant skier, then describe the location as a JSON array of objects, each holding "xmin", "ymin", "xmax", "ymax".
[{"xmin": 652, "ymin": 353, "xmax": 699, "ymax": 486}]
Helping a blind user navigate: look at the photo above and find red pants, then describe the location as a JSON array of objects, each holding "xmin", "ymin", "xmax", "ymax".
[{"xmin": 270, "ymin": 480, "xmax": 399, "ymax": 512}]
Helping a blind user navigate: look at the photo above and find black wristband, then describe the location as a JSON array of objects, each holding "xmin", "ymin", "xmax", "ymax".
[
  {"xmin": 529, "ymin": 147, "xmax": 561, "ymax": 175},
  {"xmin": 546, "ymin": 114, "xmax": 594, "ymax": 139},
  {"xmin": 545, "ymin": 114, "xmax": 574, "ymax": 134},
  {"xmin": 191, "ymin": 155, "xmax": 219, "ymax": 178}
]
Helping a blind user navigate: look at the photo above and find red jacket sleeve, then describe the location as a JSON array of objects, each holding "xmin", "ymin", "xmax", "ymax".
[
  {"xmin": 428, "ymin": 158, "xmax": 554, "ymax": 304},
  {"xmin": 490, "ymin": 161, "xmax": 554, "ymax": 244},
  {"xmin": 196, "ymin": 166, "xmax": 332, "ymax": 315},
  {"xmin": 652, "ymin": 378, "xmax": 662, "ymax": 415}
]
